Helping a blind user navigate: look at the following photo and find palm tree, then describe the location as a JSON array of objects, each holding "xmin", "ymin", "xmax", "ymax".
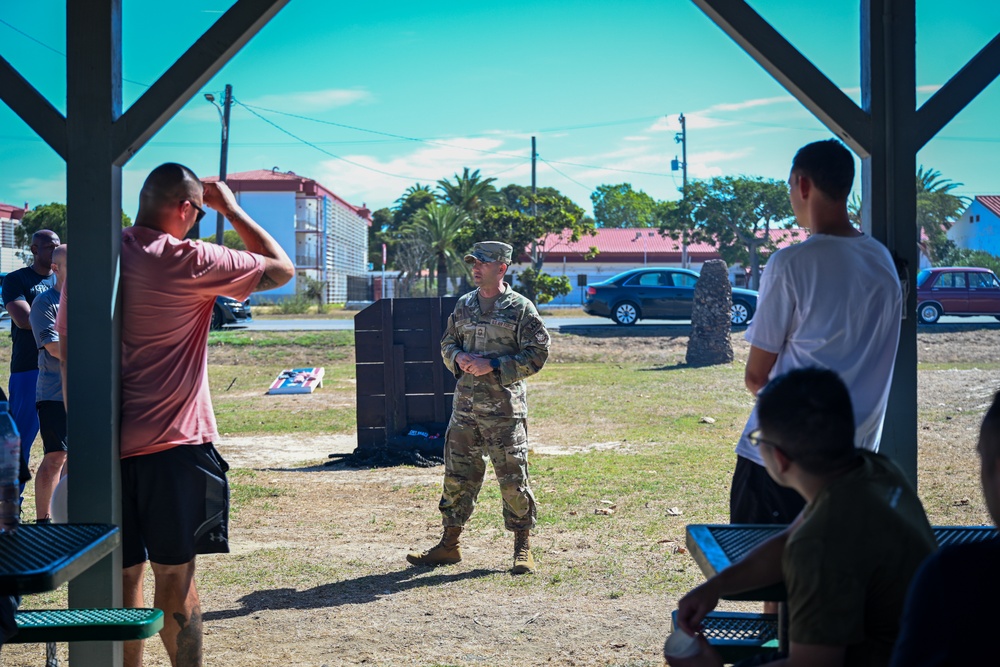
[
  {"xmin": 437, "ymin": 168, "xmax": 502, "ymax": 218},
  {"xmin": 916, "ymin": 166, "xmax": 968, "ymax": 262},
  {"xmin": 394, "ymin": 183, "xmax": 432, "ymax": 209},
  {"xmin": 405, "ymin": 203, "xmax": 469, "ymax": 296}
]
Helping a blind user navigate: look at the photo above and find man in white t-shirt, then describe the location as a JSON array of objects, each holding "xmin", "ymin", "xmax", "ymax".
[{"xmin": 730, "ymin": 139, "xmax": 902, "ymax": 527}]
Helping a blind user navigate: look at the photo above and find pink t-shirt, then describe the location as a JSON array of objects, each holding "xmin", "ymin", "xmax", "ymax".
[{"xmin": 120, "ymin": 226, "xmax": 264, "ymax": 458}]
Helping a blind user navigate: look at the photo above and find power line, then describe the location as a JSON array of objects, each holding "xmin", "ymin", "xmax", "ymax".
[
  {"xmin": 0, "ymin": 17, "xmax": 151, "ymax": 87},
  {"xmin": 539, "ymin": 157, "xmax": 593, "ymax": 193},
  {"xmin": 236, "ymin": 99, "xmax": 436, "ymax": 182}
]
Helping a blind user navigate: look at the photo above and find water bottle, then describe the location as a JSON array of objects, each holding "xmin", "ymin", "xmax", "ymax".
[{"xmin": 0, "ymin": 403, "xmax": 20, "ymax": 532}]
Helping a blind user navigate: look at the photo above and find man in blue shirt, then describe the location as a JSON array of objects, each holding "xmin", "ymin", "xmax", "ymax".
[{"xmin": 1, "ymin": 229, "xmax": 60, "ymax": 495}]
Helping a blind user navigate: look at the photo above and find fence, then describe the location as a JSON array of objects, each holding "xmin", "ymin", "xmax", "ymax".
[{"xmin": 348, "ymin": 274, "xmax": 472, "ymax": 303}]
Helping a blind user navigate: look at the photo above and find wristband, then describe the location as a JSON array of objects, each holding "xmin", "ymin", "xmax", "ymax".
[{"xmin": 490, "ymin": 358, "xmax": 501, "ymax": 369}]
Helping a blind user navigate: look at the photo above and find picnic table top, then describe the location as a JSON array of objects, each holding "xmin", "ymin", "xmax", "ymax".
[
  {"xmin": 0, "ymin": 523, "xmax": 119, "ymax": 595},
  {"xmin": 685, "ymin": 523, "xmax": 999, "ymax": 602}
]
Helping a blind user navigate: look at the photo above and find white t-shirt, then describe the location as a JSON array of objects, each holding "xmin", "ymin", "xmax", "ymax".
[{"xmin": 736, "ymin": 233, "xmax": 902, "ymax": 465}]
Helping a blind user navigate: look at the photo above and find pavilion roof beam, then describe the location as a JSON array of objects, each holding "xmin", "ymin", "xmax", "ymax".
[
  {"xmin": 690, "ymin": 0, "xmax": 872, "ymax": 158},
  {"xmin": 915, "ymin": 32, "xmax": 1000, "ymax": 150},
  {"xmin": 0, "ymin": 55, "xmax": 67, "ymax": 159},
  {"xmin": 112, "ymin": 0, "xmax": 289, "ymax": 166}
]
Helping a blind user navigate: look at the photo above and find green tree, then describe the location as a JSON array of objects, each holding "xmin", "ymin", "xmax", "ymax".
[
  {"xmin": 459, "ymin": 190, "xmax": 595, "ymax": 304},
  {"xmin": 590, "ymin": 183, "xmax": 657, "ymax": 228},
  {"xmin": 368, "ymin": 207, "xmax": 393, "ymax": 268},
  {"xmin": 515, "ymin": 267, "xmax": 572, "ymax": 305},
  {"xmin": 17, "ymin": 202, "xmax": 131, "ymax": 245},
  {"xmin": 846, "ymin": 166, "xmax": 968, "ymax": 264},
  {"xmin": 682, "ymin": 176, "xmax": 794, "ymax": 289},
  {"xmin": 437, "ymin": 168, "xmax": 501, "ymax": 218},
  {"xmin": 404, "ymin": 203, "xmax": 469, "ymax": 296},
  {"xmin": 200, "ymin": 229, "xmax": 246, "ymax": 250},
  {"xmin": 916, "ymin": 166, "xmax": 968, "ymax": 263}
]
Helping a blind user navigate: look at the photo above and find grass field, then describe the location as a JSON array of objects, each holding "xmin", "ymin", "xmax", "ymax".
[{"xmin": 4, "ymin": 326, "xmax": 996, "ymax": 666}]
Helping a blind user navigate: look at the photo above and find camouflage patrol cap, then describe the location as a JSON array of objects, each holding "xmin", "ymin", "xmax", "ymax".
[{"xmin": 464, "ymin": 241, "xmax": 513, "ymax": 264}]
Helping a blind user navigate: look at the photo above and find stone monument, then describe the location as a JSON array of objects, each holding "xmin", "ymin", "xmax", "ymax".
[{"xmin": 686, "ymin": 259, "xmax": 734, "ymax": 366}]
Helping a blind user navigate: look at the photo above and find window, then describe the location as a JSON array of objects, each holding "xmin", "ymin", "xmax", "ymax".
[
  {"xmin": 632, "ymin": 272, "xmax": 666, "ymax": 287},
  {"xmin": 672, "ymin": 273, "xmax": 698, "ymax": 288},
  {"xmin": 970, "ymin": 272, "xmax": 999, "ymax": 289},
  {"xmin": 935, "ymin": 272, "xmax": 967, "ymax": 289}
]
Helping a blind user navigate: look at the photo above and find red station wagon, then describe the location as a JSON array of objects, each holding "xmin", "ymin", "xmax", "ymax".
[{"xmin": 916, "ymin": 267, "xmax": 1000, "ymax": 323}]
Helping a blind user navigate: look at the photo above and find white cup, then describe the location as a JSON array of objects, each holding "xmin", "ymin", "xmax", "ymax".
[{"xmin": 664, "ymin": 627, "xmax": 701, "ymax": 662}]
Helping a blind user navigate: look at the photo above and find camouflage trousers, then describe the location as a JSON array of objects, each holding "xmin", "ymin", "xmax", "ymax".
[{"xmin": 438, "ymin": 412, "xmax": 537, "ymax": 531}]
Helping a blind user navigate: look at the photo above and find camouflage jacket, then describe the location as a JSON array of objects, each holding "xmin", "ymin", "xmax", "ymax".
[{"xmin": 441, "ymin": 283, "xmax": 550, "ymax": 418}]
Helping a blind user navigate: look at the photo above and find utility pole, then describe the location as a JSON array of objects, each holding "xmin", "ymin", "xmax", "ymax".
[
  {"xmin": 672, "ymin": 114, "xmax": 689, "ymax": 268},
  {"xmin": 204, "ymin": 84, "xmax": 233, "ymax": 244},
  {"xmin": 531, "ymin": 136, "xmax": 537, "ymax": 217}
]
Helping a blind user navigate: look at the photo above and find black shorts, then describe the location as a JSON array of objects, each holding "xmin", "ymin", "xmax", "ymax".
[
  {"xmin": 729, "ymin": 455, "xmax": 805, "ymax": 524},
  {"xmin": 121, "ymin": 443, "xmax": 230, "ymax": 569},
  {"xmin": 36, "ymin": 401, "xmax": 67, "ymax": 455}
]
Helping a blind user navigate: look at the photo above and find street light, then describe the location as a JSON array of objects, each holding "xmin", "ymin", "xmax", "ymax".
[{"xmin": 204, "ymin": 84, "xmax": 232, "ymax": 245}]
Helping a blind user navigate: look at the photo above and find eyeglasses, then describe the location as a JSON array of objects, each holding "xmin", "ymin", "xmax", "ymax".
[
  {"xmin": 748, "ymin": 429, "xmax": 793, "ymax": 460},
  {"xmin": 183, "ymin": 200, "xmax": 207, "ymax": 223},
  {"xmin": 748, "ymin": 429, "xmax": 780, "ymax": 449}
]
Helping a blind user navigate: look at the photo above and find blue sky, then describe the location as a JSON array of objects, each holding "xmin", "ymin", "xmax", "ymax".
[{"xmin": 2, "ymin": 1, "xmax": 999, "ymax": 222}]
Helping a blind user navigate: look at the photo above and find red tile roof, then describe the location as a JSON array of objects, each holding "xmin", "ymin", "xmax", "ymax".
[
  {"xmin": 204, "ymin": 169, "xmax": 372, "ymax": 223},
  {"xmin": 535, "ymin": 226, "xmax": 808, "ymax": 262},
  {"xmin": 977, "ymin": 196, "xmax": 1000, "ymax": 218},
  {"xmin": 0, "ymin": 203, "xmax": 25, "ymax": 220}
]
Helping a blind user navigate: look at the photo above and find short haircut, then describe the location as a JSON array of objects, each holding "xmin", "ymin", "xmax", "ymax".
[
  {"xmin": 980, "ymin": 392, "xmax": 1000, "ymax": 464},
  {"xmin": 791, "ymin": 139, "xmax": 855, "ymax": 201},
  {"xmin": 138, "ymin": 163, "xmax": 202, "ymax": 211},
  {"xmin": 757, "ymin": 367, "xmax": 856, "ymax": 474}
]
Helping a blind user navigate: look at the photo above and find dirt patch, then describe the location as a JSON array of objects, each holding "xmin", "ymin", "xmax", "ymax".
[{"xmin": 9, "ymin": 326, "xmax": 996, "ymax": 667}]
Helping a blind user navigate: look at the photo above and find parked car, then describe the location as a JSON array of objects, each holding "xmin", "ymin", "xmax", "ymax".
[
  {"xmin": 213, "ymin": 295, "xmax": 252, "ymax": 330},
  {"xmin": 583, "ymin": 267, "xmax": 758, "ymax": 326},
  {"xmin": 916, "ymin": 266, "xmax": 1000, "ymax": 323}
]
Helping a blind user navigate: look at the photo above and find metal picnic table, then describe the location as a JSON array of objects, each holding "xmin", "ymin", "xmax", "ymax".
[
  {"xmin": 685, "ymin": 524, "xmax": 1000, "ymax": 653},
  {"xmin": 0, "ymin": 524, "xmax": 119, "ymax": 596}
]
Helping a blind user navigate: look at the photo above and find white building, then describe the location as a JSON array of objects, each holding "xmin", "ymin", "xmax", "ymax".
[
  {"xmin": 946, "ymin": 196, "xmax": 1000, "ymax": 256},
  {"xmin": 0, "ymin": 202, "xmax": 26, "ymax": 272},
  {"xmin": 206, "ymin": 169, "xmax": 371, "ymax": 303}
]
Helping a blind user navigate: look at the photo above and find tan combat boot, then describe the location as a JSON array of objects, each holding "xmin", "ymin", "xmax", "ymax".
[
  {"xmin": 406, "ymin": 526, "xmax": 462, "ymax": 566},
  {"xmin": 511, "ymin": 529, "xmax": 535, "ymax": 575}
]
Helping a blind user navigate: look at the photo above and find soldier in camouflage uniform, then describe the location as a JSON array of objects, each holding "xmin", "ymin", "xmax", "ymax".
[{"xmin": 407, "ymin": 241, "xmax": 550, "ymax": 574}]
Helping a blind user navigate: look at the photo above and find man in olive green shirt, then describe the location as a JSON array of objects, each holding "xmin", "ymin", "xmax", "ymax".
[
  {"xmin": 407, "ymin": 241, "xmax": 549, "ymax": 574},
  {"xmin": 673, "ymin": 368, "xmax": 935, "ymax": 667}
]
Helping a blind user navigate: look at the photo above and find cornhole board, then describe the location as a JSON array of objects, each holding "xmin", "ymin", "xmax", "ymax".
[{"xmin": 268, "ymin": 367, "xmax": 325, "ymax": 395}]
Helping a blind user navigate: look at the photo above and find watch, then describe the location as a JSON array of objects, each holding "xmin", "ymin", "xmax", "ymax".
[{"xmin": 490, "ymin": 358, "xmax": 501, "ymax": 369}]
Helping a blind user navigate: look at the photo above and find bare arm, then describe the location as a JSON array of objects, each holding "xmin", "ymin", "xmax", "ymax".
[
  {"xmin": 202, "ymin": 182, "xmax": 295, "ymax": 291},
  {"xmin": 43, "ymin": 341, "xmax": 60, "ymax": 360},
  {"xmin": 7, "ymin": 300, "xmax": 30, "ymax": 330},
  {"xmin": 745, "ymin": 345, "xmax": 778, "ymax": 395}
]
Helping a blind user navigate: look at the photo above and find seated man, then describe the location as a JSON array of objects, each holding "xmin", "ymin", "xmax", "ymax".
[
  {"xmin": 890, "ymin": 392, "xmax": 1000, "ymax": 666},
  {"xmin": 673, "ymin": 367, "xmax": 936, "ymax": 667}
]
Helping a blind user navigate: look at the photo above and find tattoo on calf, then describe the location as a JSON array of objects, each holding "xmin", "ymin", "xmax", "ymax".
[{"xmin": 173, "ymin": 610, "xmax": 204, "ymax": 666}]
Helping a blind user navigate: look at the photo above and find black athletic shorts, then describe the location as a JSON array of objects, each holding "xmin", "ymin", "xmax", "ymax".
[
  {"xmin": 36, "ymin": 401, "xmax": 67, "ymax": 455},
  {"xmin": 121, "ymin": 443, "xmax": 230, "ymax": 569},
  {"xmin": 729, "ymin": 455, "xmax": 805, "ymax": 524}
]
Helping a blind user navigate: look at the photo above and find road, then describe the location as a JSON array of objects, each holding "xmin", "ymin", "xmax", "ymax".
[{"xmin": 236, "ymin": 314, "xmax": 1000, "ymax": 332}]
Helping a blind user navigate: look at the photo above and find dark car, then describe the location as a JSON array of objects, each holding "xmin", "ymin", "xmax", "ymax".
[
  {"xmin": 584, "ymin": 267, "xmax": 758, "ymax": 326},
  {"xmin": 212, "ymin": 295, "xmax": 252, "ymax": 330},
  {"xmin": 916, "ymin": 266, "xmax": 1000, "ymax": 324}
]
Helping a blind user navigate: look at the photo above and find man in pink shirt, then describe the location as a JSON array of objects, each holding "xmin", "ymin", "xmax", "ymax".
[{"xmin": 118, "ymin": 163, "xmax": 293, "ymax": 667}]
